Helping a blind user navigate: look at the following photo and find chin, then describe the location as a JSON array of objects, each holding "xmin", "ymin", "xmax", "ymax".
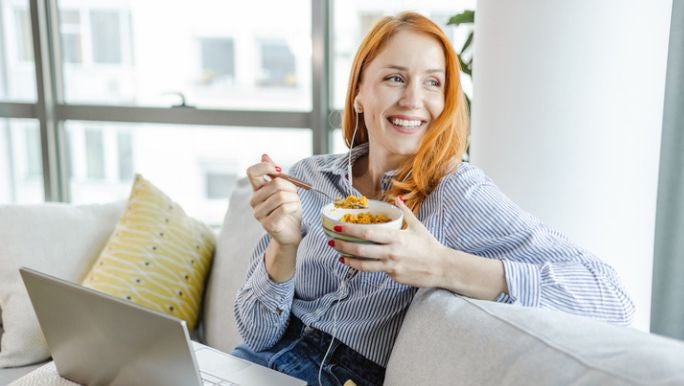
[{"xmin": 387, "ymin": 142, "xmax": 420, "ymax": 157}]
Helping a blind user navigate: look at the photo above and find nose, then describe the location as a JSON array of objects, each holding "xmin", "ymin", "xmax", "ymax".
[{"xmin": 398, "ymin": 82, "xmax": 423, "ymax": 110}]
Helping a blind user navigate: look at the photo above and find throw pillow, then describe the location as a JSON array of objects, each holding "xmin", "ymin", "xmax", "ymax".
[
  {"xmin": 0, "ymin": 201, "xmax": 125, "ymax": 368},
  {"xmin": 82, "ymin": 174, "xmax": 215, "ymax": 331},
  {"xmin": 203, "ymin": 177, "xmax": 265, "ymax": 352}
]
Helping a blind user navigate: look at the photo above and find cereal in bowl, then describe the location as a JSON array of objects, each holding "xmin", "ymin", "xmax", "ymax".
[{"xmin": 334, "ymin": 195, "xmax": 369, "ymax": 209}]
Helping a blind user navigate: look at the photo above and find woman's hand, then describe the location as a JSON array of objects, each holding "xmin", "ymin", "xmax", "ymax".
[
  {"xmin": 246, "ymin": 154, "xmax": 302, "ymax": 282},
  {"xmin": 329, "ymin": 197, "xmax": 449, "ymax": 288},
  {"xmin": 330, "ymin": 197, "xmax": 508, "ymax": 298},
  {"xmin": 246, "ymin": 154, "xmax": 303, "ymax": 248}
]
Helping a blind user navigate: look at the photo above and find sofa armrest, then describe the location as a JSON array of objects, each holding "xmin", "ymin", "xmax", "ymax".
[{"xmin": 385, "ymin": 289, "xmax": 684, "ymax": 386}]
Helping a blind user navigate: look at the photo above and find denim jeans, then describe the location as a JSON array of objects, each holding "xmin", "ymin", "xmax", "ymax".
[{"xmin": 231, "ymin": 317, "xmax": 385, "ymax": 386}]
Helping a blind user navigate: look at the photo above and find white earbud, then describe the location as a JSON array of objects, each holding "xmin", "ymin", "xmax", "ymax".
[{"xmin": 353, "ymin": 96, "xmax": 362, "ymax": 113}]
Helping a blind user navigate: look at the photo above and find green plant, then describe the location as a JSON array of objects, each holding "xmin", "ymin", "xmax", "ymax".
[{"xmin": 447, "ymin": 9, "xmax": 474, "ymax": 112}]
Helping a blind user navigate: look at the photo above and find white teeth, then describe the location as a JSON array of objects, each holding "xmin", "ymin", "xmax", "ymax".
[{"xmin": 391, "ymin": 118, "xmax": 422, "ymax": 128}]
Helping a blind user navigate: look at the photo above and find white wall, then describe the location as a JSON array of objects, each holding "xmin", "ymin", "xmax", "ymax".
[{"xmin": 471, "ymin": 0, "xmax": 672, "ymax": 330}]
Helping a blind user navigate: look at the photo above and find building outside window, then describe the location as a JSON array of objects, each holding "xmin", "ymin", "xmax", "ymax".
[
  {"xmin": 60, "ymin": 9, "xmax": 83, "ymax": 64},
  {"xmin": 198, "ymin": 37, "xmax": 235, "ymax": 86},
  {"xmin": 84, "ymin": 128, "xmax": 105, "ymax": 180},
  {"xmin": 90, "ymin": 10, "xmax": 123, "ymax": 64},
  {"xmin": 258, "ymin": 40, "xmax": 297, "ymax": 88},
  {"xmin": 14, "ymin": 7, "xmax": 32, "ymax": 62}
]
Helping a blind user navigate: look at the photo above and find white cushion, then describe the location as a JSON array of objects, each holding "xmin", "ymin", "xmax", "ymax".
[
  {"xmin": 6, "ymin": 362, "xmax": 76, "ymax": 386},
  {"xmin": 385, "ymin": 288, "xmax": 684, "ymax": 386},
  {"xmin": 203, "ymin": 178, "xmax": 265, "ymax": 352},
  {"xmin": 0, "ymin": 202, "xmax": 124, "ymax": 368}
]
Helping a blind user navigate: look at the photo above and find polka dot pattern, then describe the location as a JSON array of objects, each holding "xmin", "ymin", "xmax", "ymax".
[{"xmin": 82, "ymin": 174, "xmax": 215, "ymax": 330}]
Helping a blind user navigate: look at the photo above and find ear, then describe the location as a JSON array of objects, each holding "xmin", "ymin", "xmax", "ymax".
[{"xmin": 353, "ymin": 96, "xmax": 363, "ymax": 113}]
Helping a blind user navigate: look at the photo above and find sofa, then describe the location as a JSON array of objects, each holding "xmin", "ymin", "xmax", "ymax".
[{"xmin": 2, "ymin": 177, "xmax": 684, "ymax": 385}]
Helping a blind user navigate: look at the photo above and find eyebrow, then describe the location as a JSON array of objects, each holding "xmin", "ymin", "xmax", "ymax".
[{"xmin": 383, "ymin": 65, "xmax": 445, "ymax": 74}]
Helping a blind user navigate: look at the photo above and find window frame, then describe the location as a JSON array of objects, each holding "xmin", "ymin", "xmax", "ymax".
[{"xmin": 0, "ymin": 0, "xmax": 334, "ymax": 202}]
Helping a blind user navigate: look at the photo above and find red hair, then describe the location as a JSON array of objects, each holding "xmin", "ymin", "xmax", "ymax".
[{"xmin": 342, "ymin": 11, "xmax": 469, "ymax": 214}]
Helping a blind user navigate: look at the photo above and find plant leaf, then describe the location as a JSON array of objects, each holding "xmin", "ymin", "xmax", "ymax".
[
  {"xmin": 458, "ymin": 54, "xmax": 472, "ymax": 77},
  {"xmin": 460, "ymin": 31, "xmax": 474, "ymax": 54},
  {"xmin": 447, "ymin": 10, "xmax": 474, "ymax": 26}
]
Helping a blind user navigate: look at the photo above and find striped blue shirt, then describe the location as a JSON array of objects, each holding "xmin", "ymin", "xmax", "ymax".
[{"xmin": 234, "ymin": 143, "xmax": 635, "ymax": 367}]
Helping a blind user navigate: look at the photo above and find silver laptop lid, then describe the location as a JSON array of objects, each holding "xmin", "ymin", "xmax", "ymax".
[{"xmin": 20, "ymin": 267, "xmax": 204, "ymax": 386}]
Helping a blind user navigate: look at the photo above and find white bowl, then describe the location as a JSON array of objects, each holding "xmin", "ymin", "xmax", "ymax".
[{"xmin": 320, "ymin": 199, "xmax": 403, "ymax": 243}]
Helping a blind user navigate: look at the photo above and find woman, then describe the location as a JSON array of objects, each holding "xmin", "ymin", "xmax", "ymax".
[{"xmin": 233, "ymin": 11, "xmax": 634, "ymax": 386}]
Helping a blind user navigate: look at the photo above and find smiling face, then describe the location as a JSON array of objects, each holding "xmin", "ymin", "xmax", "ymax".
[{"xmin": 355, "ymin": 29, "xmax": 446, "ymax": 165}]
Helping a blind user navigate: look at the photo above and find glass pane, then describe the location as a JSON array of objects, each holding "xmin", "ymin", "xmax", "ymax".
[
  {"xmin": 65, "ymin": 121, "xmax": 313, "ymax": 226},
  {"xmin": 58, "ymin": 1, "xmax": 312, "ymax": 111},
  {"xmin": 0, "ymin": 118, "xmax": 44, "ymax": 203},
  {"xmin": 0, "ymin": 0, "xmax": 37, "ymax": 101},
  {"xmin": 331, "ymin": 128, "xmax": 347, "ymax": 155},
  {"xmin": 331, "ymin": 0, "xmax": 476, "ymax": 109}
]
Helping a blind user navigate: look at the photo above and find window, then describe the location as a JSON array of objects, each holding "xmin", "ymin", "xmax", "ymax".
[
  {"xmin": 60, "ymin": 9, "xmax": 83, "ymax": 64},
  {"xmin": 25, "ymin": 125, "xmax": 41, "ymax": 178},
  {"xmin": 0, "ymin": 119, "xmax": 43, "ymax": 203},
  {"xmin": 57, "ymin": 0, "xmax": 311, "ymax": 110},
  {"xmin": 85, "ymin": 128, "xmax": 105, "ymax": 179},
  {"xmin": 14, "ymin": 7, "xmax": 33, "ymax": 62},
  {"xmin": 90, "ymin": 10, "xmax": 122, "ymax": 64},
  {"xmin": 359, "ymin": 12, "xmax": 382, "ymax": 36},
  {"xmin": 66, "ymin": 122, "xmax": 312, "ymax": 225},
  {"xmin": 199, "ymin": 38, "xmax": 235, "ymax": 85},
  {"xmin": 205, "ymin": 172, "xmax": 237, "ymax": 200},
  {"xmin": 117, "ymin": 130, "xmax": 133, "ymax": 180},
  {"xmin": 258, "ymin": 40, "xmax": 297, "ymax": 88},
  {"xmin": 0, "ymin": 1, "xmax": 37, "ymax": 101}
]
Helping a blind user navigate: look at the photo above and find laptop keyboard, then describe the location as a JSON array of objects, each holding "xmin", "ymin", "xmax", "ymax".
[{"xmin": 201, "ymin": 370, "xmax": 240, "ymax": 386}]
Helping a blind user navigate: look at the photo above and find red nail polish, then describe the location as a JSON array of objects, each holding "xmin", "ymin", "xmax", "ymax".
[
  {"xmin": 327, "ymin": 239, "xmax": 335, "ymax": 247},
  {"xmin": 334, "ymin": 225, "xmax": 343, "ymax": 232},
  {"xmin": 275, "ymin": 165, "xmax": 282, "ymax": 172},
  {"xmin": 338, "ymin": 256, "xmax": 345, "ymax": 264}
]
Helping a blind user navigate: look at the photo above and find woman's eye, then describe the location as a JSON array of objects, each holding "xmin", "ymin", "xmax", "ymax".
[
  {"xmin": 386, "ymin": 75, "xmax": 404, "ymax": 83},
  {"xmin": 427, "ymin": 79, "xmax": 441, "ymax": 87}
]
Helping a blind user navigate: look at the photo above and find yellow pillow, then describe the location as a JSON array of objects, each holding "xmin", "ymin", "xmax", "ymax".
[{"xmin": 82, "ymin": 174, "xmax": 215, "ymax": 330}]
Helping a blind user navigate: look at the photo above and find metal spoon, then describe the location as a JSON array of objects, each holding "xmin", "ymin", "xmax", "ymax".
[
  {"xmin": 272, "ymin": 173, "xmax": 369, "ymax": 209},
  {"xmin": 271, "ymin": 173, "xmax": 336, "ymax": 202}
]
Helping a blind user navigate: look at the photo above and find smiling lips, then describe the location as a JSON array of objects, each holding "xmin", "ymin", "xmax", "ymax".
[{"xmin": 387, "ymin": 115, "xmax": 426, "ymax": 133}]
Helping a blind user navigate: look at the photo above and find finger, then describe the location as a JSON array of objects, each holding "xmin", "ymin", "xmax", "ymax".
[
  {"xmin": 250, "ymin": 177, "xmax": 299, "ymax": 209},
  {"xmin": 332, "ymin": 224, "xmax": 396, "ymax": 244},
  {"xmin": 395, "ymin": 196, "xmax": 425, "ymax": 230},
  {"xmin": 262, "ymin": 153, "xmax": 274, "ymax": 164},
  {"xmin": 329, "ymin": 239, "xmax": 392, "ymax": 260},
  {"xmin": 340, "ymin": 255, "xmax": 390, "ymax": 273},
  {"xmin": 253, "ymin": 191, "xmax": 300, "ymax": 221},
  {"xmin": 246, "ymin": 161, "xmax": 278, "ymax": 191},
  {"xmin": 262, "ymin": 202, "xmax": 301, "ymax": 234}
]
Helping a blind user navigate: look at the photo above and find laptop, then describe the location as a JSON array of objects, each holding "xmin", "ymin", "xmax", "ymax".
[{"xmin": 20, "ymin": 267, "xmax": 306, "ymax": 386}]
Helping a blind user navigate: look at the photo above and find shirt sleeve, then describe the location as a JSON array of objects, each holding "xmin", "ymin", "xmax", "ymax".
[
  {"xmin": 233, "ymin": 233, "xmax": 296, "ymax": 351},
  {"xmin": 233, "ymin": 160, "xmax": 313, "ymax": 350},
  {"xmin": 442, "ymin": 165, "xmax": 635, "ymax": 325}
]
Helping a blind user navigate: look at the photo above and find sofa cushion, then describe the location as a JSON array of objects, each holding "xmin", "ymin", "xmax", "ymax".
[
  {"xmin": 82, "ymin": 174, "xmax": 215, "ymax": 331},
  {"xmin": 385, "ymin": 288, "xmax": 684, "ymax": 386},
  {"xmin": 203, "ymin": 177, "xmax": 265, "ymax": 352},
  {"xmin": 0, "ymin": 361, "xmax": 48, "ymax": 385},
  {"xmin": 0, "ymin": 202, "xmax": 125, "ymax": 368}
]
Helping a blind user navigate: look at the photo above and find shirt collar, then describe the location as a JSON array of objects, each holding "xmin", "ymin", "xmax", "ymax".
[{"xmin": 320, "ymin": 142, "xmax": 370, "ymax": 175}]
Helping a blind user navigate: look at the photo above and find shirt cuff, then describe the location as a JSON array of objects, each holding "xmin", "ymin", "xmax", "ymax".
[
  {"xmin": 501, "ymin": 260, "xmax": 542, "ymax": 307},
  {"xmin": 250, "ymin": 256, "xmax": 295, "ymax": 314}
]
